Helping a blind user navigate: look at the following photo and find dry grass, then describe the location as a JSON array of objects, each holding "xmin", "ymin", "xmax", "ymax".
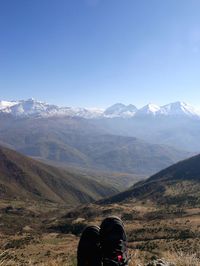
[
  {"xmin": 129, "ymin": 250, "xmax": 200, "ymax": 265},
  {"xmin": 0, "ymin": 252, "xmax": 75, "ymax": 266},
  {"xmin": 1, "ymin": 200, "xmax": 200, "ymax": 265},
  {"xmin": 1, "ymin": 249, "xmax": 199, "ymax": 266},
  {"xmin": 1, "ymin": 249, "xmax": 200, "ymax": 265},
  {"xmin": 164, "ymin": 250, "xmax": 200, "ymax": 266}
]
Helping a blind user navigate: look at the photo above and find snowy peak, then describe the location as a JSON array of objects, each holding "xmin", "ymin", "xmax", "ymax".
[
  {"xmin": 133, "ymin": 101, "xmax": 200, "ymax": 118},
  {"xmin": 136, "ymin": 103, "xmax": 160, "ymax": 116},
  {"xmin": 0, "ymin": 99, "xmax": 199, "ymax": 119},
  {"xmin": 1, "ymin": 99, "xmax": 60, "ymax": 117},
  {"xmin": 104, "ymin": 103, "xmax": 137, "ymax": 117},
  {"xmin": 0, "ymin": 100, "xmax": 18, "ymax": 111},
  {"xmin": 0, "ymin": 99, "xmax": 104, "ymax": 118},
  {"xmin": 159, "ymin": 101, "xmax": 200, "ymax": 117}
]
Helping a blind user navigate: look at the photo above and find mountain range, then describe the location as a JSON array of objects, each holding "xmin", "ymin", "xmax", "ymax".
[
  {"xmin": 1, "ymin": 98, "xmax": 200, "ymax": 152},
  {"xmin": 0, "ymin": 98, "xmax": 199, "ymax": 211},
  {"xmin": 0, "ymin": 99, "xmax": 200, "ymax": 119},
  {"xmin": 0, "ymin": 99, "xmax": 103, "ymax": 118},
  {"xmin": 0, "ymin": 114, "xmax": 190, "ymax": 177}
]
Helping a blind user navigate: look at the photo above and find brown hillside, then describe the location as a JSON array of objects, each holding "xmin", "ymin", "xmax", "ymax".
[
  {"xmin": 102, "ymin": 154, "xmax": 200, "ymax": 206},
  {"xmin": 0, "ymin": 146, "xmax": 117, "ymax": 205}
]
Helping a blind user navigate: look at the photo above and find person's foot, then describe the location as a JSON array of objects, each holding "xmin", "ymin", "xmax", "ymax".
[
  {"xmin": 77, "ymin": 225, "xmax": 102, "ymax": 266},
  {"xmin": 100, "ymin": 216, "xmax": 129, "ymax": 266}
]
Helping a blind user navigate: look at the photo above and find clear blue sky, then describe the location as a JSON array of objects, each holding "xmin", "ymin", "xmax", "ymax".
[{"xmin": 1, "ymin": 0, "xmax": 200, "ymax": 108}]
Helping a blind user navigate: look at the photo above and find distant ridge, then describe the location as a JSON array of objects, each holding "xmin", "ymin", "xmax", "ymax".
[
  {"xmin": 0, "ymin": 99, "xmax": 199, "ymax": 119},
  {"xmin": 0, "ymin": 99, "xmax": 196, "ymax": 175},
  {"xmin": 0, "ymin": 145, "xmax": 117, "ymax": 205},
  {"xmin": 102, "ymin": 154, "xmax": 200, "ymax": 206},
  {"xmin": 0, "ymin": 114, "xmax": 190, "ymax": 176}
]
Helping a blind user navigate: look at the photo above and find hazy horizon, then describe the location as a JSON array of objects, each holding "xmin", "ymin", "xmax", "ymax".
[{"xmin": 1, "ymin": 97, "xmax": 200, "ymax": 110}]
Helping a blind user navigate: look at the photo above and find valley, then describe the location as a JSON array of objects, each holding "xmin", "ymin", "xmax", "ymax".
[
  {"xmin": 2, "ymin": 0, "xmax": 200, "ymax": 264},
  {"xmin": 0, "ymin": 99, "xmax": 200, "ymax": 265},
  {"xmin": 0, "ymin": 111, "xmax": 192, "ymax": 177},
  {"xmin": 0, "ymin": 150, "xmax": 200, "ymax": 265}
]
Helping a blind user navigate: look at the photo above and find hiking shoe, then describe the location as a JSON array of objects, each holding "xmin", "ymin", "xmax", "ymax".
[
  {"xmin": 77, "ymin": 225, "xmax": 102, "ymax": 266},
  {"xmin": 100, "ymin": 216, "xmax": 129, "ymax": 266}
]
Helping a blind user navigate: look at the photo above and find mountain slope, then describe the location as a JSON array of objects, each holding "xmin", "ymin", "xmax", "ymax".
[
  {"xmin": 93, "ymin": 115, "xmax": 200, "ymax": 152},
  {"xmin": 0, "ymin": 115, "xmax": 191, "ymax": 176},
  {"xmin": 103, "ymin": 154, "xmax": 200, "ymax": 206},
  {"xmin": 0, "ymin": 146, "xmax": 117, "ymax": 205}
]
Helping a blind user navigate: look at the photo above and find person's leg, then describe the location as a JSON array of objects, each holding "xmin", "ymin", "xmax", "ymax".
[
  {"xmin": 100, "ymin": 216, "xmax": 129, "ymax": 266},
  {"xmin": 77, "ymin": 225, "xmax": 102, "ymax": 266}
]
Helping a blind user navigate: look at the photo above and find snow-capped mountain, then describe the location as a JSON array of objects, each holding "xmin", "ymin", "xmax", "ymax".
[
  {"xmin": 135, "ymin": 103, "xmax": 161, "ymax": 116},
  {"xmin": 158, "ymin": 102, "xmax": 200, "ymax": 117},
  {"xmin": 104, "ymin": 102, "xmax": 200, "ymax": 118},
  {"xmin": 0, "ymin": 98, "xmax": 62, "ymax": 117},
  {"xmin": 104, "ymin": 103, "xmax": 137, "ymax": 118},
  {"xmin": 134, "ymin": 102, "xmax": 200, "ymax": 118},
  {"xmin": 0, "ymin": 99, "xmax": 199, "ymax": 119},
  {"xmin": 0, "ymin": 98, "xmax": 104, "ymax": 118}
]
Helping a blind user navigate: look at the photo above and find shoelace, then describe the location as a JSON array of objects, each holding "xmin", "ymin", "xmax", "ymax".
[{"xmin": 102, "ymin": 240, "xmax": 131, "ymax": 266}]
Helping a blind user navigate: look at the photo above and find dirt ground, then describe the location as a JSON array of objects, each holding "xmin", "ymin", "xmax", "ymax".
[{"xmin": 0, "ymin": 199, "xmax": 200, "ymax": 265}]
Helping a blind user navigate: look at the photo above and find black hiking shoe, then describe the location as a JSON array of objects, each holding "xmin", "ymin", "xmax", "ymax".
[
  {"xmin": 77, "ymin": 225, "xmax": 102, "ymax": 266},
  {"xmin": 100, "ymin": 216, "xmax": 129, "ymax": 266}
]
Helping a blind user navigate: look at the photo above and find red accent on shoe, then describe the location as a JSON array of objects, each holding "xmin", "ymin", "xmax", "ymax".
[{"xmin": 117, "ymin": 255, "xmax": 123, "ymax": 262}]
